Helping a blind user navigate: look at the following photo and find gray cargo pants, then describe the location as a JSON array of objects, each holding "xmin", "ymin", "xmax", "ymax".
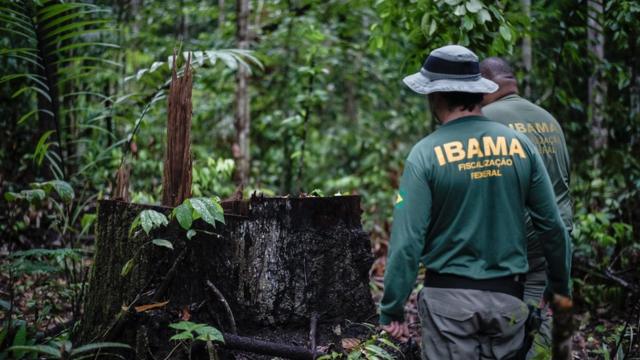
[
  {"xmin": 523, "ymin": 257, "xmax": 552, "ymax": 359},
  {"xmin": 418, "ymin": 287, "xmax": 529, "ymax": 359}
]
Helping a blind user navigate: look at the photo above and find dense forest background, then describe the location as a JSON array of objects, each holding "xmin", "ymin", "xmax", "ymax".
[{"xmin": 1, "ymin": 0, "xmax": 639, "ymax": 358}]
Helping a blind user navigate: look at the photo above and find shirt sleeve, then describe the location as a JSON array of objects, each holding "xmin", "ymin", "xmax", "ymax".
[
  {"xmin": 379, "ymin": 160, "xmax": 431, "ymax": 325},
  {"xmin": 524, "ymin": 138, "xmax": 572, "ymax": 298}
]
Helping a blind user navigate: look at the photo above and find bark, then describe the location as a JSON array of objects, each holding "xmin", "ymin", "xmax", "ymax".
[
  {"xmin": 114, "ymin": 164, "xmax": 131, "ymax": 202},
  {"xmin": 587, "ymin": 0, "xmax": 607, "ymax": 155},
  {"xmin": 521, "ymin": 0, "xmax": 532, "ymax": 98},
  {"xmin": 161, "ymin": 54, "xmax": 193, "ymax": 207},
  {"xmin": 233, "ymin": 0, "xmax": 251, "ymax": 187},
  {"xmin": 79, "ymin": 196, "xmax": 376, "ymax": 359},
  {"xmin": 218, "ymin": 0, "xmax": 225, "ymax": 27}
]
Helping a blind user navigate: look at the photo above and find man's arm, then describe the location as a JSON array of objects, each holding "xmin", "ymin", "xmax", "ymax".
[
  {"xmin": 524, "ymin": 138, "xmax": 572, "ymax": 298},
  {"xmin": 379, "ymin": 160, "xmax": 431, "ymax": 325}
]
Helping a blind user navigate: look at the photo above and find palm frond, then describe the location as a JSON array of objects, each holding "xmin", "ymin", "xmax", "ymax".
[{"xmin": 0, "ymin": 0, "xmax": 118, "ymax": 179}]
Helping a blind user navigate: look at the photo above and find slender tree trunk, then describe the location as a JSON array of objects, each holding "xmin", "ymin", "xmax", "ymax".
[
  {"xmin": 233, "ymin": 0, "xmax": 251, "ymax": 186},
  {"xmin": 218, "ymin": 0, "xmax": 225, "ymax": 27},
  {"xmin": 587, "ymin": 0, "xmax": 607, "ymax": 157},
  {"xmin": 521, "ymin": 0, "xmax": 532, "ymax": 98}
]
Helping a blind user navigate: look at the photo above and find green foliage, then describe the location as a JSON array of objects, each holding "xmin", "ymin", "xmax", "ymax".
[
  {"xmin": 139, "ymin": 209, "xmax": 168, "ymax": 235},
  {"xmin": 4, "ymin": 248, "xmax": 82, "ymax": 276},
  {"xmin": 370, "ymin": 0, "xmax": 526, "ymax": 68},
  {"xmin": 8, "ymin": 340, "xmax": 131, "ymax": 359},
  {"xmin": 5, "ymin": 180, "xmax": 74, "ymax": 204},
  {"xmin": 122, "ymin": 197, "xmax": 224, "ymax": 276},
  {"xmin": 168, "ymin": 321, "xmax": 224, "ymax": 343},
  {"xmin": 0, "ymin": 0, "xmax": 118, "ymax": 178},
  {"xmin": 318, "ymin": 330, "xmax": 399, "ymax": 360}
]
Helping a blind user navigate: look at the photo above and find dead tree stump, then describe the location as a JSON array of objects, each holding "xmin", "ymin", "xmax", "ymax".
[{"xmin": 79, "ymin": 195, "xmax": 375, "ymax": 359}]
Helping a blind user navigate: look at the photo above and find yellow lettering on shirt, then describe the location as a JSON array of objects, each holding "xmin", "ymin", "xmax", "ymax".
[
  {"xmin": 435, "ymin": 137, "xmax": 528, "ymax": 166},
  {"xmin": 514, "ymin": 123, "xmax": 527, "ymax": 132},
  {"xmin": 466, "ymin": 138, "xmax": 484, "ymax": 159},
  {"xmin": 535, "ymin": 122, "xmax": 549, "ymax": 133},
  {"xmin": 483, "ymin": 136, "xmax": 507, "ymax": 156},
  {"xmin": 443, "ymin": 141, "xmax": 466, "ymax": 162},
  {"xmin": 434, "ymin": 146, "xmax": 446, "ymax": 166},
  {"xmin": 509, "ymin": 138, "xmax": 527, "ymax": 159}
]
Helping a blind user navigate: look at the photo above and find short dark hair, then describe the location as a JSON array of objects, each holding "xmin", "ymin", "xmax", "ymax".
[
  {"xmin": 480, "ymin": 57, "xmax": 515, "ymax": 80},
  {"xmin": 435, "ymin": 92, "xmax": 484, "ymax": 111}
]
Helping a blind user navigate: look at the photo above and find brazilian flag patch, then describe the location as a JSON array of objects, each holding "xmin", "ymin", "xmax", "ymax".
[{"xmin": 395, "ymin": 189, "xmax": 406, "ymax": 209}]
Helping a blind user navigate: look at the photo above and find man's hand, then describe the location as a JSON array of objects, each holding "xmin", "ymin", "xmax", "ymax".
[
  {"xmin": 381, "ymin": 321, "xmax": 409, "ymax": 341},
  {"xmin": 541, "ymin": 294, "xmax": 573, "ymax": 313}
]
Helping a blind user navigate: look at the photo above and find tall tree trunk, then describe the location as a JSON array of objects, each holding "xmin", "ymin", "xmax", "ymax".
[
  {"xmin": 233, "ymin": 0, "xmax": 251, "ymax": 187},
  {"xmin": 587, "ymin": 0, "xmax": 607, "ymax": 158},
  {"xmin": 521, "ymin": 0, "xmax": 532, "ymax": 98},
  {"xmin": 218, "ymin": 0, "xmax": 225, "ymax": 28}
]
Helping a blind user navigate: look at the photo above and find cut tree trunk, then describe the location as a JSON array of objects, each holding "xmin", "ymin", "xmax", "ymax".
[
  {"xmin": 79, "ymin": 196, "xmax": 376, "ymax": 359},
  {"xmin": 161, "ymin": 54, "xmax": 192, "ymax": 207}
]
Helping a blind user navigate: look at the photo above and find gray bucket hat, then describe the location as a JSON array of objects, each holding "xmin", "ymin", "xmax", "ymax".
[{"xmin": 403, "ymin": 45, "xmax": 498, "ymax": 94}]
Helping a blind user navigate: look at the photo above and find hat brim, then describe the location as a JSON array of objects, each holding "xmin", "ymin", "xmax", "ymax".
[{"xmin": 403, "ymin": 72, "xmax": 498, "ymax": 95}]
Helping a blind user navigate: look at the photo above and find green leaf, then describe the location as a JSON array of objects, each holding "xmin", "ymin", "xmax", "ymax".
[
  {"xmin": 173, "ymin": 203, "xmax": 193, "ymax": 230},
  {"xmin": 189, "ymin": 198, "xmax": 216, "ymax": 227},
  {"xmin": 8, "ymin": 345, "xmax": 61, "ymax": 359},
  {"xmin": 377, "ymin": 337, "xmax": 400, "ymax": 351},
  {"xmin": 129, "ymin": 215, "xmax": 141, "ymax": 237},
  {"xmin": 477, "ymin": 9, "xmax": 491, "ymax": 23},
  {"xmin": 462, "ymin": 16, "xmax": 474, "ymax": 30},
  {"xmin": 465, "ymin": 0, "xmax": 483, "ymax": 13},
  {"xmin": 81, "ymin": 213, "xmax": 96, "ymax": 234},
  {"xmin": 36, "ymin": 180, "xmax": 74, "ymax": 202},
  {"xmin": 11, "ymin": 324, "xmax": 27, "ymax": 359},
  {"xmin": 71, "ymin": 342, "xmax": 131, "ymax": 356},
  {"xmin": 195, "ymin": 326, "xmax": 225, "ymax": 343},
  {"xmin": 454, "ymin": 4, "xmax": 466, "ymax": 16},
  {"xmin": 21, "ymin": 189, "xmax": 46, "ymax": 203},
  {"xmin": 364, "ymin": 344, "xmax": 393, "ymax": 360},
  {"xmin": 499, "ymin": 24, "xmax": 512, "ymax": 41},
  {"xmin": 33, "ymin": 130, "xmax": 55, "ymax": 166},
  {"xmin": 152, "ymin": 239, "xmax": 173, "ymax": 250},
  {"xmin": 121, "ymin": 258, "xmax": 135, "ymax": 277},
  {"xmin": 207, "ymin": 198, "xmax": 225, "ymax": 224},
  {"xmin": 169, "ymin": 321, "xmax": 196, "ymax": 331},
  {"xmin": 4, "ymin": 192, "xmax": 20, "ymax": 202},
  {"xmin": 186, "ymin": 229, "xmax": 196, "ymax": 240},
  {"xmin": 140, "ymin": 209, "xmax": 168, "ymax": 234}
]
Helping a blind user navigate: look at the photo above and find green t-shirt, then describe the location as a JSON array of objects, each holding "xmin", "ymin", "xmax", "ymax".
[
  {"xmin": 482, "ymin": 94, "xmax": 573, "ymax": 259},
  {"xmin": 379, "ymin": 115, "xmax": 571, "ymax": 325}
]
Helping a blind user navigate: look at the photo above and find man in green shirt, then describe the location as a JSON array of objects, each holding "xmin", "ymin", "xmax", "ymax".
[
  {"xmin": 379, "ymin": 45, "xmax": 572, "ymax": 359},
  {"xmin": 480, "ymin": 57, "xmax": 573, "ymax": 357}
]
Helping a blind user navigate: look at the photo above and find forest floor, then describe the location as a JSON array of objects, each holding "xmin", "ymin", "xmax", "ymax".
[{"xmin": 2, "ymin": 239, "xmax": 639, "ymax": 359}]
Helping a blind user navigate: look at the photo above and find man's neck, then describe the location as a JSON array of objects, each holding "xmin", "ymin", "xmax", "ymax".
[{"xmin": 439, "ymin": 108, "xmax": 483, "ymax": 125}]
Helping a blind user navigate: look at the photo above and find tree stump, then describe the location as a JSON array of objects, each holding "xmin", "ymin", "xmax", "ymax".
[{"xmin": 79, "ymin": 195, "xmax": 376, "ymax": 359}]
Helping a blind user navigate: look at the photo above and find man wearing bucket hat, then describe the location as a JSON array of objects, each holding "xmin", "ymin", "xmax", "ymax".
[
  {"xmin": 480, "ymin": 57, "xmax": 574, "ymax": 358},
  {"xmin": 379, "ymin": 45, "xmax": 572, "ymax": 359}
]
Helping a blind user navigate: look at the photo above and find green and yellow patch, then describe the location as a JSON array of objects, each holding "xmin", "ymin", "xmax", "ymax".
[{"xmin": 395, "ymin": 189, "xmax": 406, "ymax": 209}]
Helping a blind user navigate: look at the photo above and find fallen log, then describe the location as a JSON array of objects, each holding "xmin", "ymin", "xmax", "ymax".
[{"xmin": 191, "ymin": 332, "xmax": 322, "ymax": 360}]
